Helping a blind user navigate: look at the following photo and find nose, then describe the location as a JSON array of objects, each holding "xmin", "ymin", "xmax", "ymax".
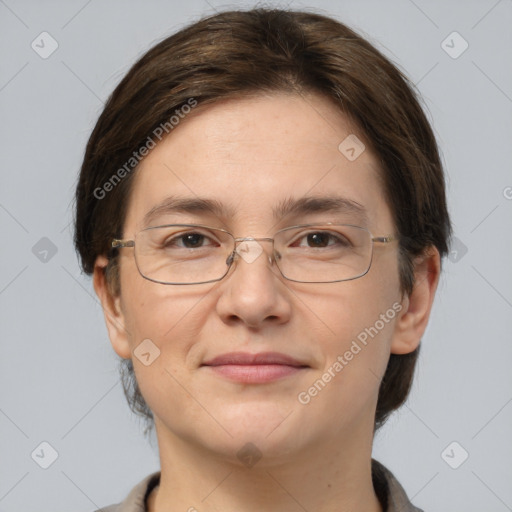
[{"xmin": 215, "ymin": 239, "xmax": 292, "ymax": 328}]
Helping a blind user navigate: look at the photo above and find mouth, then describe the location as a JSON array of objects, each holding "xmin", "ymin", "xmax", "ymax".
[{"xmin": 201, "ymin": 352, "xmax": 309, "ymax": 384}]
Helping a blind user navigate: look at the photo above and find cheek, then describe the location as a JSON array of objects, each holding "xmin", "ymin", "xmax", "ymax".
[
  {"xmin": 295, "ymin": 288, "xmax": 401, "ymax": 431},
  {"xmin": 312, "ymin": 289, "xmax": 398, "ymax": 366},
  {"xmin": 302, "ymin": 260, "xmax": 402, "ymax": 393},
  {"xmin": 305, "ymin": 254, "xmax": 400, "ymax": 340},
  {"xmin": 120, "ymin": 253, "xmax": 189, "ymax": 333},
  {"xmin": 120, "ymin": 278, "xmax": 216, "ymax": 430},
  {"xmin": 123, "ymin": 284, "xmax": 208, "ymax": 351}
]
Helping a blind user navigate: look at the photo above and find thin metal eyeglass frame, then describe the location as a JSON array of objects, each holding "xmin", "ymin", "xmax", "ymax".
[{"xmin": 111, "ymin": 223, "xmax": 398, "ymax": 285}]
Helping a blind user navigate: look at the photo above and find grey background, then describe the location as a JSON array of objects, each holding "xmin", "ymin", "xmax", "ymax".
[{"xmin": 1, "ymin": 0, "xmax": 511, "ymax": 510}]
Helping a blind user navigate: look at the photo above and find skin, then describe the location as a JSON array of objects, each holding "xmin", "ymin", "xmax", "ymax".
[{"xmin": 94, "ymin": 91, "xmax": 440, "ymax": 512}]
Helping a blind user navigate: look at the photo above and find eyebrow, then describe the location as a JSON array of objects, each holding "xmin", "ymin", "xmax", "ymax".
[
  {"xmin": 273, "ymin": 195, "xmax": 368, "ymax": 224},
  {"xmin": 142, "ymin": 195, "xmax": 368, "ymax": 226},
  {"xmin": 143, "ymin": 197, "xmax": 233, "ymax": 226}
]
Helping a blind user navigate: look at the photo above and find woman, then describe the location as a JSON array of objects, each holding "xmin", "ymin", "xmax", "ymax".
[{"xmin": 74, "ymin": 7, "xmax": 451, "ymax": 511}]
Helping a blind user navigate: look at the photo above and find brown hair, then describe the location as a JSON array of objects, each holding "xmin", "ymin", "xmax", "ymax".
[{"xmin": 74, "ymin": 8, "xmax": 451, "ymax": 434}]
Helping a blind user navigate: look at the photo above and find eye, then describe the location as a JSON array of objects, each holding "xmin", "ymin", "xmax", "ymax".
[
  {"xmin": 164, "ymin": 232, "xmax": 216, "ymax": 249},
  {"xmin": 293, "ymin": 231, "xmax": 350, "ymax": 248}
]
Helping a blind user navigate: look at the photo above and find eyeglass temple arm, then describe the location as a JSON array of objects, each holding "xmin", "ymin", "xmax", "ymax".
[
  {"xmin": 112, "ymin": 239, "xmax": 135, "ymax": 248},
  {"xmin": 372, "ymin": 235, "xmax": 397, "ymax": 244}
]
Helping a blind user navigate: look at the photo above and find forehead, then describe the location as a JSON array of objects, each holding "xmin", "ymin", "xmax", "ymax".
[{"xmin": 124, "ymin": 92, "xmax": 392, "ymax": 234}]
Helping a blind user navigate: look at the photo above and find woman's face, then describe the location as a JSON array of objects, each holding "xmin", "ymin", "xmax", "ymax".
[{"xmin": 100, "ymin": 92, "xmax": 409, "ymax": 464}]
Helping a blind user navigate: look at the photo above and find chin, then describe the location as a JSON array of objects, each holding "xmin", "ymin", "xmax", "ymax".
[
  {"xmin": 203, "ymin": 405, "xmax": 312, "ymax": 459},
  {"xmin": 203, "ymin": 432, "xmax": 308, "ymax": 469}
]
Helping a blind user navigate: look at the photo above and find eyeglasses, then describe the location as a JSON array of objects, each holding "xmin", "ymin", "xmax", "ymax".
[{"xmin": 111, "ymin": 223, "xmax": 397, "ymax": 285}]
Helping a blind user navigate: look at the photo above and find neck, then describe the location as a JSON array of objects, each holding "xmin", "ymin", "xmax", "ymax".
[{"xmin": 148, "ymin": 417, "xmax": 382, "ymax": 512}]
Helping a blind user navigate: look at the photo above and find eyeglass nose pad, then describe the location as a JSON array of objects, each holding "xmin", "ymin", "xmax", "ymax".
[{"xmin": 226, "ymin": 251, "xmax": 236, "ymax": 267}]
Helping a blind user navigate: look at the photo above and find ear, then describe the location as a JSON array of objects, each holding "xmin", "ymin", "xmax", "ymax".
[
  {"xmin": 391, "ymin": 246, "xmax": 441, "ymax": 355},
  {"xmin": 93, "ymin": 255, "xmax": 132, "ymax": 359}
]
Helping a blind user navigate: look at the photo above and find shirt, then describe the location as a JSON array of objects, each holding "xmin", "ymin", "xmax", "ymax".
[{"xmin": 96, "ymin": 459, "xmax": 423, "ymax": 512}]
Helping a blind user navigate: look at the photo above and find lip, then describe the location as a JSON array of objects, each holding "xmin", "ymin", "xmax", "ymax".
[
  {"xmin": 201, "ymin": 352, "xmax": 309, "ymax": 384},
  {"xmin": 203, "ymin": 351, "xmax": 306, "ymax": 367}
]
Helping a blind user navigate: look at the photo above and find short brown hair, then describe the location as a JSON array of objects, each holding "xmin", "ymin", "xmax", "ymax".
[{"xmin": 74, "ymin": 8, "xmax": 451, "ymax": 434}]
